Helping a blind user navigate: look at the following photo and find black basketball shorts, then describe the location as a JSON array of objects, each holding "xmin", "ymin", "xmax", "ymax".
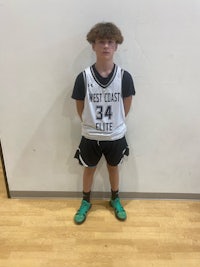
[{"xmin": 74, "ymin": 136, "xmax": 129, "ymax": 167}]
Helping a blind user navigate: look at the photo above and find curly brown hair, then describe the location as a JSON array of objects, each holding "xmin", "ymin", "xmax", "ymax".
[{"xmin": 86, "ymin": 22, "xmax": 124, "ymax": 44}]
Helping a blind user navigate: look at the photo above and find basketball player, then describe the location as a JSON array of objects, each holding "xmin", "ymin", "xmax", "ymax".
[{"xmin": 72, "ymin": 22, "xmax": 135, "ymax": 224}]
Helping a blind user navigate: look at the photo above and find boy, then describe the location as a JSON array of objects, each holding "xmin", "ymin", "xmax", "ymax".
[{"xmin": 72, "ymin": 22, "xmax": 135, "ymax": 224}]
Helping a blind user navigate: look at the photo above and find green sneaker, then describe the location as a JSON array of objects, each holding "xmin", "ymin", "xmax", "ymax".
[
  {"xmin": 110, "ymin": 197, "xmax": 127, "ymax": 221},
  {"xmin": 74, "ymin": 200, "xmax": 92, "ymax": 224}
]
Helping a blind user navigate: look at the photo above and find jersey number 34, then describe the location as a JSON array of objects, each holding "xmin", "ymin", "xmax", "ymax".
[{"xmin": 96, "ymin": 105, "xmax": 112, "ymax": 120}]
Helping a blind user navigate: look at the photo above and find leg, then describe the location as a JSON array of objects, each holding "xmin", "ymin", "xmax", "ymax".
[
  {"xmin": 74, "ymin": 137, "xmax": 101, "ymax": 224},
  {"xmin": 107, "ymin": 164, "xmax": 119, "ymax": 191},
  {"xmin": 83, "ymin": 166, "xmax": 97, "ymax": 193},
  {"xmin": 107, "ymin": 164, "xmax": 127, "ymax": 221},
  {"xmin": 74, "ymin": 166, "xmax": 96, "ymax": 225}
]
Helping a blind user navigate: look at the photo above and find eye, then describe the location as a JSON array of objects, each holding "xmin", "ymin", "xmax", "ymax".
[{"xmin": 109, "ymin": 40, "xmax": 115, "ymax": 45}]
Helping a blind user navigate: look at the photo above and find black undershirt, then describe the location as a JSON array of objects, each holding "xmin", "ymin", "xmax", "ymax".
[{"xmin": 72, "ymin": 64, "xmax": 135, "ymax": 100}]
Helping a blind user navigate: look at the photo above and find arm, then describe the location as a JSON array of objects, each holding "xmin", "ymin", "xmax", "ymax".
[
  {"xmin": 76, "ymin": 100, "xmax": 84, "ymax": 121},
  {"xmin": 123, "ymin": 96, "xmax": 132, "ymax": 117},
  {"xmin": 121, "ymin": 71, "xmax": 135, "ymax": 117}
]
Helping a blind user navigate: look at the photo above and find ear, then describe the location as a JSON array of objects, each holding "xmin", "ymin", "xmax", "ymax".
[{"xmin": 114, "ymin": 43, "xmax": 118, "ymax": 51}]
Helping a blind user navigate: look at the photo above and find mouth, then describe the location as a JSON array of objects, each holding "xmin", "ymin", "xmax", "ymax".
[{"xmin": 102, "ymin": 51, "xmax": 110, "ymax": 55}]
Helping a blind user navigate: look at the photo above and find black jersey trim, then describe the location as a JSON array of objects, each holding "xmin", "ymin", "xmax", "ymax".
[
  {"xmin": 82, "ymin": 71, "xmax": 87, "ymax": 96},
  {"xmin": 90, "ymin": 64, "xmax": 118, "ymax": 89},
  {"xmin": 121, "ymin": 69, "xmax": 124, "ymax": 89}
]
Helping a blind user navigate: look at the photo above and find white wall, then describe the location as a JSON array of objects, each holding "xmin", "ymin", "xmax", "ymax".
[{"xmin": 0, "ymin": 0, "xmax": 200, "ymax": 196}]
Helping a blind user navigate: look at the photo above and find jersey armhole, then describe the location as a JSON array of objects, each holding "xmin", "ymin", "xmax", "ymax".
[
  {"xmin": 83, "ymin": 71, "xmax": 87, "ymax": 98},
  {"xmin": 121, "ymin": 69, "xmax": 124, "ymax": 96}
]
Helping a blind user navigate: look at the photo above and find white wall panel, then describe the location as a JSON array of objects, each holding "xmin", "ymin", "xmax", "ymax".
[{"xmin": 0, "ymin": 0, "xmax": 200, "ymax": 196}]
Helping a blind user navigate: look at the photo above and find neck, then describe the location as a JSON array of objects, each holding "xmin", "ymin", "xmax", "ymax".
[{"xmin": 95, "ymin": 61, "xmax": 114, "ymax": 78}]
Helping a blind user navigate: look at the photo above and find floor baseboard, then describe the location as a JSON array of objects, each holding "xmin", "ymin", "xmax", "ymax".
[{"xmin": 9, "ymin": 191, "xmax": 200, "ymax": 200}]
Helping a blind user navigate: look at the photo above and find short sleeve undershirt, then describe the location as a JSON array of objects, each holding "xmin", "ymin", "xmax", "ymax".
[{"xmin": 72, "ymin": 64, "xmax": 135, "ymax": 100}]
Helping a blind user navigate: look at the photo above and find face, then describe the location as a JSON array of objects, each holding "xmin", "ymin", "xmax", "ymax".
[{"xmin": 92, "ymin": 38, "xmax": 118, "ymax": 60}]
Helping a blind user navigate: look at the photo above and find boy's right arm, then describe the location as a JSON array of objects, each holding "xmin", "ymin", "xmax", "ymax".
[{"xmin": 76, "ymin": 100, "xmax": 84, "ymax": 121}]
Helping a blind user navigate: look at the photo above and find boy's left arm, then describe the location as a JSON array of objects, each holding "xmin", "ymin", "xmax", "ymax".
[{"xmin": 123, "ymin": 96, "xmax": 132, "ymax": 117}]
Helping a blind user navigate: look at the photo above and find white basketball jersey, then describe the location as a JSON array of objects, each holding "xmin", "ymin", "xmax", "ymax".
[{"xmin": 81, "ymin": 65, "xmax": 126, "ymax": 141}]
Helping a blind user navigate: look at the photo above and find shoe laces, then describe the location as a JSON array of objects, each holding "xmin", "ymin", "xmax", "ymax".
[
  {"xmin": 113, "ymin": 198, "xmax": 125, "ymax": 212},
  {"xmin": 77, "ymin": 200, "xmax": 90, "ymax": 215}
]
